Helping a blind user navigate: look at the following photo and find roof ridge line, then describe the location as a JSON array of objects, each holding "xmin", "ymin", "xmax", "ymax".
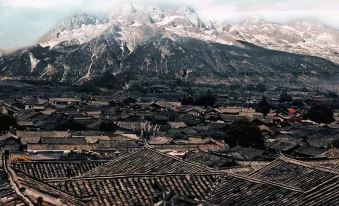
[
  {"xmin": 247, "ymin": 157, "xmax": 282, "ymax": 176},
  {"xmin": 47, "ymin": 172, "xmax": 225, "ymax": 182},
  {"xmin": 280, "ymin": 155, "xmax": 339, "ymax": 174},
  {"xmin": 78, "ymin": 148, "xmax": 144, "ymax": 177},
  {"xmin": 227, "ymin": 173, "xmax": 303, "ymax": 192},
  {"xmin": 80, "ymin": 146, "xmax": 216, "ymax": 177},
  {"xmin": 2, "ymin": 153, "xmax": 35, "ymax": 206},
  {"xmin": 13, "ymin": 159, "xmax": 109, "ymax": 163},
  {"xmin": 304, "ymin": 176, "xmax": 339, "ymax": 194},
  {"xmin": 144, "ymin": 144, "xmax": 217, "ymax": 171},
  {"xmin": 16, "ymin": 171, "xmax": 88, "ymax": 205}
]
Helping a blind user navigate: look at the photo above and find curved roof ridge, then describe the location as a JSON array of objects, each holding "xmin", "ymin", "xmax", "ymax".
[
  {"xmin": 227, "ymin": 173, "xmax": 303, "ymax": 192},
  {"xmin": 79, "ymin": 146, "xmax": 215, "ymax": 177},
  {"xmin": 280, "ymin": 154, "xmax": 339, "ymax": 174},
  {"xmin": 47, "ymin": 172, "xmax": 225, "ymax": 182}
]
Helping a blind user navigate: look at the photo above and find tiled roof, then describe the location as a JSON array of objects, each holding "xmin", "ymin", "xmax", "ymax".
[
  {"xmin": 0, "ymin": 154, "xmax": 27, "ymax": 206},
  {"xmin": 81, "ymin": 147, "xmax": 213, "ymax": 177},
  {"xmin": 184, "ymin": 151, "xmax": 233, "ymax": 169},
  {"xmin": 224, "ymin": 160, "xmax": 271, "ymax": 176},
  {"xmin": 13, "ymin": 160, "xmax": 108, "ymax": 180},
  {"xmin": 0, "ymin": 169, "xmax": 27, "ymax": 206},
  {"xmin": 47, "ymin": 174, "xmax": 223, "ymax": 206},
  {"xmin": 206, "ymin": 175, "xmax": 302, "ymax": 206},
  {"xmin": 249, "ymin": 156, "xmax": 338, "ymax": 191},
  {"xmin": 17, "ymin": 172, "xmax": 86, "ymax": 206},
  {"xmin": 7, "ymin": 153, "xmax": 339, "ymax": 206},
  {"xmin": 303, "ymin": 176, "xmax": 339, "ymax": 206}
]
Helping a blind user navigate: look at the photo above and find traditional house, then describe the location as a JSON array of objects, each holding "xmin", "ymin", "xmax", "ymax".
[
  {"xmin": 12, "ymin": 97, "xmax": 48, "ymax": 111},
  {"xmin": 49, "ymin": 98, "xmax": 80, "ymax": 109},
  {"xmin": 0, "ymin": 133, "xmax": 21, "ymax": 152},
  {"xmin": 266, "ymin": 134, "xmax": 302, "ymax": 153}
]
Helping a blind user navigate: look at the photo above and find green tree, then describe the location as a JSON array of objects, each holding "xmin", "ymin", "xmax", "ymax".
[
  {"xmin": 224, "ymin": 120, "xmax": 265, "ymax": 149},
  {"xmin": 304, "ymin": 104, "xmax": 334, "ymax": 124},
  {"xmin": 55, "ymin": 119, "xmax": 88, "ymax": 131},
  {"xmin": 325, "ymin": 92, "xmax": 338, "ymax": 99},
  {"xmin": 0, "ymin": 114, "xmax": 17, "ymax": 132},
  {"xmin": 292, "ymin": 99, "xmax": 304, "ymax": 107},
  {"xmin": 194, "ymin": 90, "xmax": 217, "ymax": 107},
  {"xmin": 257, "ymin": 96, "xmax": 271, "ymax": 118},
  {"xmin": 332, "ymin": 139, "xmax": 339, "ymax": 148},
  {"xmin": 181, "ymin": 94, "xmax": 194, "ymax": 105},
  {"xmin": 99, "ymin": 120, "xmax": 119, "ymax": 132},
  {"xmin": 279, "ymin": 91, "xmax": 292, "ymax": 102}
]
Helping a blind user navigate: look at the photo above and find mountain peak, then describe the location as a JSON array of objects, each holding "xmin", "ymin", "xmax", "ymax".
[
  {"xmin": 107, "ymin": 4, "xmax": 204, "ymax": 29},
  {"xmin": 39, "ymin": 13, "xmax": 107, "ymax": 48},
  {"xmin": 54, "ymin": 13, "xmax": 103, "ymax": 33}
]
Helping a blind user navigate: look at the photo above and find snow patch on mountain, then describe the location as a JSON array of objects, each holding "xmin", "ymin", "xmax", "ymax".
[
  {"xmin": 78, "ymin": 53, "xmax": 96, "ymax": 84},
  {"xmin": 40, "ymin": 23, "xmax": 111, "ymax": 48},
  {"xmin": 36, "ymin": 5, "xmax": 339, "ymax": 65},
  {"xmin": 29, "ymin": 53, "xmax": 39, "ymax": 72},
  {"xmin": 39, "ymin": 64, "xmax": 56, "ymax": 80}
]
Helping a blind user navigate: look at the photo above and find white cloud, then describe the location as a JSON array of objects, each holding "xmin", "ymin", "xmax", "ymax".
[
  {"xmin": 2, "ymin": 0, "xmax": 338, "ymax": 12},
  {"xmin": 1, "ymin": 0, "xmax": 339, "ymax": 27},
  {"xmin": 1, "ymin": 0, "xmax": 81, "ymax": 8},
  {"xmin": 0, "ymin": 0, "xmax": 119, "ymax": 11}
]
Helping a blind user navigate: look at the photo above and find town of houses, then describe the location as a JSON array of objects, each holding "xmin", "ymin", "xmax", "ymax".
[{"xmin": 0, "ymin": 85, "xmax": 338, "ymax": 206}]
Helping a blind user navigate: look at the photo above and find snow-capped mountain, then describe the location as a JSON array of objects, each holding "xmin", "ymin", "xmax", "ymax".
[
  {"xmin": 0, "ymin": 5, "xmax": 338, "ymax": 86},
  {"xmin": 39, "ymin": 14, "xmax": 108, "ymax": 48},
  {"xmin": 229, "ymin": 17, "xmax": 339, "ymax": 64},
  {"xmin": 37, "ymin": 6, "xmax": 339, "ymax": 64},
  {"xmin": 39, "ymin": 6, "xmax": 241, "ymax": 50}
]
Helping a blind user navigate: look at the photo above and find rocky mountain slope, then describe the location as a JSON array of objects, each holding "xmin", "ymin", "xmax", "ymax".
[{"xmin": 0, "ymin": 5, "xmax": 338, "ymax": 87}]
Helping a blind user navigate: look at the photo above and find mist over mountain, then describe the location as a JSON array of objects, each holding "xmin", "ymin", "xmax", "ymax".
[{"xmin": 0, "ymin": 4, "xmax": 338, "ymax": 87}]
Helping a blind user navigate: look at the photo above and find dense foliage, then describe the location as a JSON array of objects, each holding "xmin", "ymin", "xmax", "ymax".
[
  {"xmin": 194, "ymin": 90, "xmax": 217, "ymax": 107},
  {"xmin": 332, "ymin": 139, "xmax": 339, "ymax": 148},
  {"xmin": 279, "ymin": 91, "xmax": 292, "ymax": 102},
  {"xmin": 55, "ymin": 119, "xmax": 88, "ymax": 131},
  {"xmin": 0, "ymin": 114, "xmax": 17, "ymax": 132},
  {"xmin": 304, "ymin": 104, "xmax": 334, "ymax": 124},
  {"xmin": 257, "ymin": 96, "xmax": 271, "ymax": 117},
  {"xmin": 99, "ymin": 120, "xmax": 119, "ymax": 132},
  {"xmin": 224, "ymin": 120, "xmax": 265, "ymax": 149}
]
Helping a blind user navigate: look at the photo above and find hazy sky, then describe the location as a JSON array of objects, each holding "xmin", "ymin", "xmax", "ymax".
[{"xmin": 1, "ymin": 0, "xmax": 338, "ymax": 50}]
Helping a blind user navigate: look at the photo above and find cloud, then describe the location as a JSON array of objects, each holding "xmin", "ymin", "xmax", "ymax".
[
  {"xmin": 1, "ymin": 0, "xmax": 81, "ymax": 8},
  {"xmin": 3, "ymin": 0, "xmax": 336, "ymax": 27},
  {"xmin": 0, "ymin": 0, "xmax": 119, "ymax": 11},
  {"xmin": 2, "ymin": 0, "xmax": 338, "ymax": 13}
]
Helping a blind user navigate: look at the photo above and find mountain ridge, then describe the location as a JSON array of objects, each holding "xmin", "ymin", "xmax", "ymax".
[{"xmin": 0, "ymin": 5, "xmax": 338, "ymax": 88}]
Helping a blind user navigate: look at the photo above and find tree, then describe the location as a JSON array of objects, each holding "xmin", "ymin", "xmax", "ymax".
[
  {"xmin": 0, "ymin": 114, "xmax": 17, "ymax": 132},
  {"xmin": 304, "ymin": 104, "xmax": 334, "ymax": 124},
  {"xmin": 255, "ymin": 83, "xmax": 267, "ymax": 92},
  {"xmin": 257, "ymin": 96, "xmax": 271, "ymax": 118},
  {"xmin": 279, "ymin": 91, "xmax": 292, "ymax": 102},
  {"xmin": 181, "ymin": 94, "xmax": 194, "ymax": 105},
  {"xmin": 292, "ymin": 99, "xmax": 304, "ymax": 108},
  {"xmin": 224, "ymin": 120, "xmax": 265, "ymax": 149},
  {"xmin": 194, "ymin": 90, "xmax": 217, "ymax": 107},
  {"xmin": 99, "ymin": 120, "xmax": 119, "ymax": 132},
  {"xmin": 55, "ymin": 119, "xmax": 88, "ymax": 131},
  {"xmin": 325, "ymin": 92, "xmax": 338, "ymax": 99},
  {"xmin": 332, "ymin": 139, "xmax": 339, "ymax": 148}
]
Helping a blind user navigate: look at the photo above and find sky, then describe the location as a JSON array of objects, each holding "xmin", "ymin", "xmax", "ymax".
[{"xmin": 0, "ymin": 0, "xmax": 339, "ymax": 50}]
